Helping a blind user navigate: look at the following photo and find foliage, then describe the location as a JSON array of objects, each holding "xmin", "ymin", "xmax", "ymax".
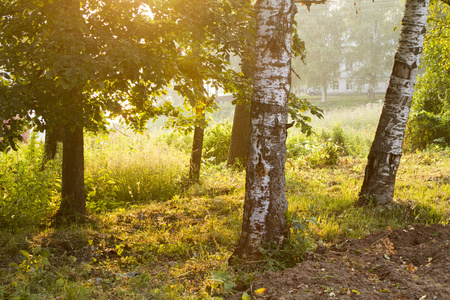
[
  {"xmin": 258, "ymin": 212, "xmax": 317, "ymax": 270},
  {"xmin": 208, "ymin": 270, "xmax": 237, "ymax": 296},
  {"xmin": 160, "ymin": 130, "xmax": 193, "ymax": 153},
  {"xmin": 405, "ymin": 1, "xmax": 450, "ymax": 150},
  {"xmin": 0, "ymin": 0, "xmax": 179, "ymax": 147},
  {"xmin": 203, "ymin": 122, "xmax": 232, "ymax": 165},
  {"xmin": 320, "ymin": 124, "xmax": 348, "ymax": 155},
  {"xmin": 6, "ymin": 246, "xmax": 54, "ymax": 299},
  {"xmin": 307, "ymin": 142, "xmax": 341, "ymax": 167},
  {"xmin": 0, "ymin": 134, "xmax": 60, "ymax": 231},
  {"xmin": 288, "ymin": 93, "xmax": 324, "ymax": 136},
  {"xmin": 287, "ymin": 124, "xmax": 347, "ymax": 167},
  {"xmin": 152, "ymin": 0, "xmax": 255, "ymax": 131}
]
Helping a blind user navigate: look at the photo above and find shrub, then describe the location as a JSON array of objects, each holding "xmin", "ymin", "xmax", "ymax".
[
  {"xmin": 203, "ymin": 121, "xmax": 232, "ymax": 165},
  {"xmin": 0, "ymin": 134, "xmax": 60, "ymax": 231},
  {"xmin": 331, "ymin": 124, "xmax": 347, "ymax": 155},
  {"xmin": 286, "ymin": 134, "xmax": 315, "ymax": 158},
  {"xmin": 320, "ymin": 124, "xmax": 347, "ymax": 155},
  {"xmin": 307, "ymin": 142, "xmax": 340, "ymax": 168}
]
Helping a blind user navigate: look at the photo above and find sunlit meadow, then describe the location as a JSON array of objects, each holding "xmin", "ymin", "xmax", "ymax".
[{"xmin": 0, "ymin": 94, "xmax": 448, "ymax": 299}]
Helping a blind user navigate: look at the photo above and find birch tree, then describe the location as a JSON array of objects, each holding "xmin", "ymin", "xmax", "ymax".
[
  {"xmin": 358, "ymin": 0, "xmax": 430, "ymax": 205},
  {"xmin": 231, "ymin": 0, "xmax": 297, "ymax": 259}
]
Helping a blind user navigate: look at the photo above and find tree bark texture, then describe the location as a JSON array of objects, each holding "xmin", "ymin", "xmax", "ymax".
[
  {"xmin": 227, "ymin": 101, "xmax": 251, "ymax": 167},
  {"xmin": 189, "ymin": 125, "xmax": 204, "ymax": 182},
  {"xmin": 57, "ymin": 125, "xmax": 86, "ymax": 219},
  {"xmin": 232, "ymin": 0, "xmax": 295, "ymax": 260},
  {"xmin": 359, "ymin": 0, "xmax": 429, "ymax": 205}
]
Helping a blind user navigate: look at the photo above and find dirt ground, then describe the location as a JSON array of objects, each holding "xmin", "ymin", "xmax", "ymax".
[{"xmin": 231, "ymin": 224, "xmax": 449, "ymax": 300}]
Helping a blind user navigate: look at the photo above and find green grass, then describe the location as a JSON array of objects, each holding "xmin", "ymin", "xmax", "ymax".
[
  {"xmin": 0, "ymin": 96, "xmax": 449, "ymax": 299},
  {"xmin": 305, "ymin": 92, "xmax": 385, "ymax": 111}
]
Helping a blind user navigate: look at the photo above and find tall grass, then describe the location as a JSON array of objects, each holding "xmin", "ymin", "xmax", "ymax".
[
  {"xmin": 84, "ymin": 131, "xmax": 189, "ymax": 212},
  {"xmin": 288, "ymin": 101, "xmax": 383, "ymax": 158}
]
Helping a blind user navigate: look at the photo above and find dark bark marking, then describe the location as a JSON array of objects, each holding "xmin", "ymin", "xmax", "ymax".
[
  {"xmin": 392, "ymin": 61, "xmax": 412, "ymax": 79},
  {"xmin": 255, "ymin": 153, "xmax": 266, "ymax": 177}
]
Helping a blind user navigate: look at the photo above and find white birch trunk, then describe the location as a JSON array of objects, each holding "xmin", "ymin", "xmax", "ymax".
[
  {"xmin": 231, "ymin": 0, "xmax": 296, "ymax": 260},
  {"xmin": 359, "ymin": 0, "xmax": 429, "ymax": 205}
]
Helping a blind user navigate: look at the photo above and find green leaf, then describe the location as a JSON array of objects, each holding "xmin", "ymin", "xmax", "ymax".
[
  {"xmin": 32, "ymin": 246, "xmax": 41, "ymax": 255},
  {"xmin": 242, "ymin": 292, "xmax": 251, "ymax": 300},
  {"xmin": 42, "ymin": 257, "xmax": 50, "ymax": 266},
  {"xmin": 19, "ymin": 250, "xmax": 30, "ymax": 258},
  {"xmin": 40, "ymin": 248, "xmax": 51, "ymax": 258},
  {"xmin": 8, "ymin": 262, "xmax": 18, "ymax": 268},
  {"xmin": 56, "ymin": 278, "xmax": 65, "ymax": 286}
]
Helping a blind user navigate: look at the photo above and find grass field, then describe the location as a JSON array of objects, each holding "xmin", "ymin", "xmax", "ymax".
[{"xmin": 0, "ymin": 93, "xmax": 448, "ymax": 299}]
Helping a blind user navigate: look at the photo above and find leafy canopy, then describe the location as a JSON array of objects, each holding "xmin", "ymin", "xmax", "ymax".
[{"xmin": 406, "ymin": 1, "xmax": 450, "ymax": 150}]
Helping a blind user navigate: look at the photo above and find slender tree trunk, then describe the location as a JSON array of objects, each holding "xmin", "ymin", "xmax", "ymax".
[
  {"xmin": 367, "ymin": 75, "xmax": 376, "ymax": 100},
  {"xmin": 56, "ymin": 124, "xmax": 86, "ymax": 220},
  {"xmin": 227, "ymin": 101, "xmax": 251, "ymax": 167},
  {"xmin": 189, "ymin": 125, "xmax": 204, "ymax": 182},
  {"xmin": 359, "ymin": 0, "xmax": 429, "ymax": 205},
  {"xmin": 231, "ymin": 0, "xmax": 295, "ymax": 260},
  {"xmin": 321, "ymin": 83, "xmax": 327, "ymax": 102}
]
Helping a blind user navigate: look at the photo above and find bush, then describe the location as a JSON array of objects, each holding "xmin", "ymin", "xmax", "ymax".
[
  {"xmin": 0, "ymin": 134, "xmax": 60, "ymax": 231},
  {"xmin": 307, "ymin": 142, "xmax": 340, "ymax": 168},
  {"xmin": 286, "ymin": 134, "xmax": 315, "ymax": 158},
  {"xmin": 406, "ymin": 109, "xmax": 450, "ymax": 151},
  {"xmin": 320, "ymin": 124, "xmax": 348, "ymax": 155},
  {"xmin": 203, "ymin": 121, "xmax": 232, "ymax": 165}
]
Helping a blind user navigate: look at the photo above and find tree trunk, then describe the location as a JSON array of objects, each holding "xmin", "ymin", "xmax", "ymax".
[
  {"xmin": 227, "ymin": 101, "xmax": 251, "ymax": 167},
  {"xmin": 359, "ymin": 0, "xmax": 429, "ymax": 205},
  {"xmin": 321, "ymin": 83, "xmax": 327, "ymax": 102},
  {"xmin": 189, "ymin": 125, "xmax": 204, "ymax": 182},
  {"xmin": 367, "ymin": 75, "xmax": 376, "ymax": 100},
  {"xmin": 231, "ymin": 0, "xmax": 295, "ymax": 260},
  {"xmin": 43, "ymin": 125, "xmax": 63, "ymax": 164},
  {"xmin": 227, "ymin": 52, "xmax": 254, "ymax": 168},
  {"xmin": 56, "ymin": 124, "xmax": 86, "ymax": 220}
]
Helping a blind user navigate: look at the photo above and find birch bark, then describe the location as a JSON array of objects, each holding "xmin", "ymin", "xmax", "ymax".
[
  {"xmin": 231, "ymin": 0, "xmax": 296, "ymax": 259},
  {"xmin": 359, "ymin": 0, "xmax": 430, "ymax": 205}
]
